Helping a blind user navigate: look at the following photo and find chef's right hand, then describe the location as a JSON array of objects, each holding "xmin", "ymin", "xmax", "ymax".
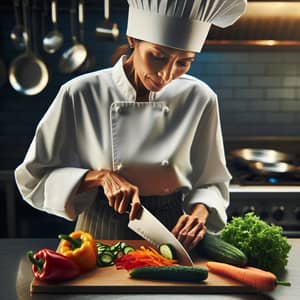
[{"xmin": 98, "ymin": 169, "xmax": 141, "ymax": 220}]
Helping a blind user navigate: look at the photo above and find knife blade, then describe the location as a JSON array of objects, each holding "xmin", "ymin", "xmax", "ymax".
[{"xmin": 128, "ymin": 205, "xmax": 194, "ymax": 266}]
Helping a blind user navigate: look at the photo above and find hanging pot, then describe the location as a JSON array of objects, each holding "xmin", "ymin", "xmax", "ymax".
[
  {"xmin": 59, "ymin": 0, "xmax": 87, "ymax": 74},
  {"xmin": 9, "ymin": 0, "xmax": 49, "ymax": 96}
]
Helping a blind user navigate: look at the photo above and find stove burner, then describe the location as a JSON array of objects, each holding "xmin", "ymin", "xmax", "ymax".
[{"xmin": 228, "ymin": 158, "xmax": 300, "ymax": 186}]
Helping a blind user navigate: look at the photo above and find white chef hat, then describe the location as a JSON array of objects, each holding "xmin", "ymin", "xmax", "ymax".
[{"xmin": 126, "ymin": 0, "xmax": 247, "ymax": 52}]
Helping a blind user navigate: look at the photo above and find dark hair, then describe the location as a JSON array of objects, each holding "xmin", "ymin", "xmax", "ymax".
[
  {"xmin": 111, "ymin": 43, "xmax": 131, "ymax": 65},
  {"xmin": 111, "ymin": 38, "xmax": 141, "ymax": 65}
]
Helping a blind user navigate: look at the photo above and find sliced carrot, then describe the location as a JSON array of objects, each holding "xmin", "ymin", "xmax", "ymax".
[
  {"xmin": 115, "ymin": 246, "xmax": 177, "ymax": 271},
  {"xmin": 207, "ymin": 261, "xmax": 291, "ymax": 292}
]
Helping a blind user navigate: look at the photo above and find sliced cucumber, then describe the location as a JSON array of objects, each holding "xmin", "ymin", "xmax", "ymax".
[
  {"xmin": 120, "ymin": 242, "xmax": 128, "ymax": 249},
  {"xmin": 98, "ymin": 251, "xmax": 114, "ymax": 266},
  {"xmin": 96, "ymin": 241, "xmax": 135, "ymax": 267},
  {"xmin": 110, "ymin": 241, "xmax": 121, "ymax": 251},
  {"xmin": 159, "ymin": 243, "xmax": 176, "ymax": 260},
  {"xmin": 123, "ymin": 246, "xmax": 135, "ymax": 254}
]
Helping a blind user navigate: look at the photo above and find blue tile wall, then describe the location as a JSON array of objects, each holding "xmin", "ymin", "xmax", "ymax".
[
  {"xmin": 191, "ymin": 51, "xmax": 300, "ymax": 138},
  {"xmin": 1, "ymin": 5, "xmax": 300, "ymax": 170}
]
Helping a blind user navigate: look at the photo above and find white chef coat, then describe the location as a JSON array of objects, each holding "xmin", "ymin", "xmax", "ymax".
[{"xmin": 15, "ymin": 56, "xmax": 232, "ymax": 232}]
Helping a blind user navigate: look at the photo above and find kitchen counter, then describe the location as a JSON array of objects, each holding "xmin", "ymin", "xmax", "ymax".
[{"xmin": 1, "ymin": 238, "xmax": 299, "ymax": 300}]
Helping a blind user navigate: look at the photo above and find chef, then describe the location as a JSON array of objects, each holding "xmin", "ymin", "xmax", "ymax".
[{"xmin": 15, "ymin": 0, "xmax": 246, "ymax": 252}]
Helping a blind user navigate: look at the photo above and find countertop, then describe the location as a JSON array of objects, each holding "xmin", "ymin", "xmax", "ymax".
[{"xmin": 1, "ymin": 238, "xmax": 299, "ymax": 300}]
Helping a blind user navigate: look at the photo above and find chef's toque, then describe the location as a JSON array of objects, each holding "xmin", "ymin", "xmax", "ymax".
[{"xmin": 126, "ymin": 0, "xmax": 247, "ymax": 52}]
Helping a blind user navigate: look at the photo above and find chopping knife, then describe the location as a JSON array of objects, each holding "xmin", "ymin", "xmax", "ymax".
[{"xmin": 128, "ymin": 205, "xmax": 194, "ymax": 266}]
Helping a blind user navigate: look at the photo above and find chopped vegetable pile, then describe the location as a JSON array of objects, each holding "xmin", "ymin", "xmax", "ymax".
[
  {"xmin": 220, "ymin": 212, "xmax": 291, "ymax": 275},
  {"xmin": 96, "ymin": 241, "xmax": 135, "ymax": 267},
  {"xmin": 115, "ymin": 246, "xmax": 178, "ymax": 271}
]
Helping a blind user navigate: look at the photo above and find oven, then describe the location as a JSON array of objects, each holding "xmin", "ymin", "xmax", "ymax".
[{"xmin": 227, "ymin": 152, "xmax": 300, "ymax": 237}]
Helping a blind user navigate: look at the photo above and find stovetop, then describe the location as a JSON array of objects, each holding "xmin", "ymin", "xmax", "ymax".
[
  {"xmin": 228, "ymin": 158, "xmax": 300, "ymax": 186},
  {"xmin": 224, "ymin": 141, "xmax": 300, "ymax": 236},
  {"xmin": 227, "ymin": 158, "xmax": 300, "ymax": 236}
]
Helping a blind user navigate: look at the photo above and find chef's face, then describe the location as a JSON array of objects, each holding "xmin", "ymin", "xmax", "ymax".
[{"xmin": 129, "ymin": 38, "xmax": 196, "ymax": 92}]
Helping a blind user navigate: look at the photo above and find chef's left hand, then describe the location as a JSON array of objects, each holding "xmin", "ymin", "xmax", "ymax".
[{"xmin": 171, "ymin": 203, "xmax": 209, "ymax": 252}]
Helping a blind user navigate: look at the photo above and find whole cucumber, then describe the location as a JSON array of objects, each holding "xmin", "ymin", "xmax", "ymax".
[
  {"xmin": 130, "ymin": 265, "xmax": 208, "ymax": 283},
  {"xmin": 197, "ymin": 232, "xmax": 248, "ymax": 267}
]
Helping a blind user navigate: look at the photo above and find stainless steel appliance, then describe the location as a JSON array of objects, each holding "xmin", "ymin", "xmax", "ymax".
[{"xmin": 227, "ymin": 154, "xmax": 300, "ymax": 237}]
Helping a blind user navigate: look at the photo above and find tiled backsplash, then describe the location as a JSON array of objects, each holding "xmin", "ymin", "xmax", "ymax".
[
  {"xmin": 191, "ymin": 52, "xmax": 300, "ymax": 137},
  {"xmin": 0, "ymin": 7, "xmax": 300, "ymax": 169}
]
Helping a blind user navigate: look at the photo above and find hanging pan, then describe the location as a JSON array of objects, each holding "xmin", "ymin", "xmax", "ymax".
[
  {"xmin": 59, "ymin": 0, "xmax": 87, "ymax": 74},
  {"xmin": 9, "ymin": 0, "xmax": 49, "ymax": 96}
]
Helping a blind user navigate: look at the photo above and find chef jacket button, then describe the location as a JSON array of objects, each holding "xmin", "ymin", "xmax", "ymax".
[
  {"xmin": 162, "ymin": 105, "xmax": 170, "ymax": 114},
  {"xmin": 116, "ymin": 163, "xmax": 123, "ymax": 171},
  {"xmin": 114, "ymin": 105, "xmax": 121, "ymax": 113},
  {"xmin": 161, "ymin": 159, "xmax": 169, "ymax": 167}
]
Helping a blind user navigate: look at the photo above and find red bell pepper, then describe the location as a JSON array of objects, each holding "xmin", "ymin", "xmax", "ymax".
[{"xmin": 27, "ymin": 248, "xmax": 81, "ymax": 283}]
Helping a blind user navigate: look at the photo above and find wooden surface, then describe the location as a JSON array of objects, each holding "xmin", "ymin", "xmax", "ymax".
[{"xmin": 31, "ymin": 240, "xmax": 257, "ymax": 294}]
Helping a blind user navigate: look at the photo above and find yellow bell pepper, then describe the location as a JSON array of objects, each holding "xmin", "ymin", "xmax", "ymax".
[{"xmin": 58, "ymin": 230, "xmax": 97, "ymax": 273}]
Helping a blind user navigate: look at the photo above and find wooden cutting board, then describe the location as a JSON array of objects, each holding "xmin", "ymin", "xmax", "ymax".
[{"xmin": 30, "ymin": 240, "xmax": 256, "ymax": 294}]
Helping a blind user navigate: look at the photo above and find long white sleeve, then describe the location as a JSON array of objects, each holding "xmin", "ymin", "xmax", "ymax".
[
  {"xmin": 183, "ymin": 95, "xmax": 231, "ymax": 232},
  {"xmin": 15, "ymin": 85, "xmax": 95, "ymax": 220}
]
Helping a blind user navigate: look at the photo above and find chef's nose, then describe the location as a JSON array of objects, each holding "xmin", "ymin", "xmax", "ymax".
[{"xmin": 157, "ymin": 62, "xmax": 175, "ymax": 82}]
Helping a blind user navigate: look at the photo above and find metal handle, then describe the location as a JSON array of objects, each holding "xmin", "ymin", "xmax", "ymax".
[
  {"xmin": 78, "ymin": 0, "xmax": 84, "ymax": 42},
  {"xmin": 51, "ymin": 0, "xmax": 58, "ymax": 27},
  {"xmin": 104, "ymin": 0, "xmax": 110, "ymax": 20},
  {"xmin": 70, "ymin": 0, "xmax": 78, "ymax": 44},
  {"xmin": 22, "ymin": 0, "xmax": 31, "ymax": 51}
]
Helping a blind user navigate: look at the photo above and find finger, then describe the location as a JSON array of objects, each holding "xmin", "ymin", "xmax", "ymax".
[
  {"xmin": 101, "ymin": 176, "xmax": 115, "ymax": 207},
  {"xmin": 188, "ymin": 226, "xmax": 207, "ymax": 251},
  {"xmin": 118, "ymin": 188, "xmax": 131, "ymax": 214},
  {"xmin": 173, "ymin": 215, "xmax": 197, "ymax": 240},
  {"xmin": 182, "ymin": 221, "xmax": 207, "ymax": 251},
  {"xmin": 177, "ymin": 226, "xmax": 196, "ymax": 248},
  {"xmin": 177, "ymin": 219, "xmax": 203, "ymax": 248},
  {"xmin": 171, "ymin": 215, "xmax": 188, "ymax": 237},
  {"xmin": 181, "ymin": 226, "xmax": 202, "ymax": 251},
  {"xmin": 113, "ymin": 191, "xmax": 122, "ymax": 212},
  {"xmin": 105, "ymin": 190, "xmax": 114, "ymax": 208},
  {"xmin": 129, "ymin": 188, "xmax": 141, "ymax": 220}
]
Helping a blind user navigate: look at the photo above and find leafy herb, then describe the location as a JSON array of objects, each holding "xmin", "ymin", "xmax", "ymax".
[{"xmin": 220, "ymin": 212, "xmax": 291, "ymax": 275}]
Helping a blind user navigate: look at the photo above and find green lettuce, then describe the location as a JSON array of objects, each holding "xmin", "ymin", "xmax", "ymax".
[{"xmin": 220, "ymin": 212, "xmax": 291, "ymax": 275}]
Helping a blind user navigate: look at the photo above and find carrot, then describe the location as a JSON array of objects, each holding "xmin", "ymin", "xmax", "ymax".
[
  {"xmin": 115, "ymin": 246, "xmax": 177, "ymax": 271},
  {"xmin": 207, "ymin": 261, "xmax": 291, "ymax": 292}
]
